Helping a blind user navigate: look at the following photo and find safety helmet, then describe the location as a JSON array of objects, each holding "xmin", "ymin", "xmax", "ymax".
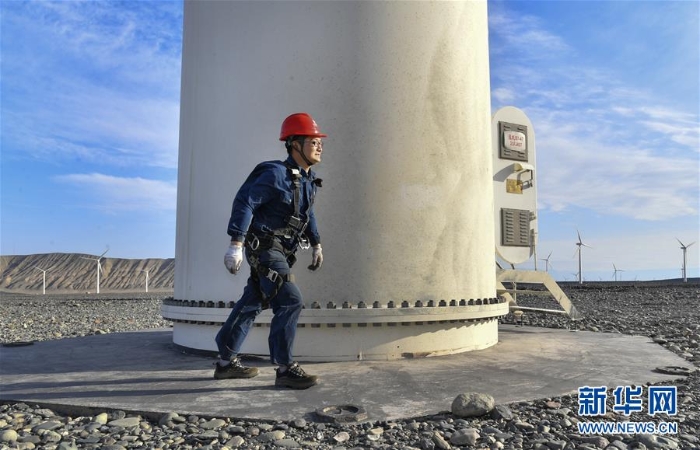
[{"xmin": 279, "ymin": 113, "xmax": 327, "ymax": 141}]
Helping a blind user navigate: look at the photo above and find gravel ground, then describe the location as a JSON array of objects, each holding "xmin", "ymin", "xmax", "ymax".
[
  {"xmin": 1, "ymin": 284, "xmax": 699, "ymax": 450},
  {"xmin": 0, "ymin": 292, "xmax": 171, "ymax": 344}
]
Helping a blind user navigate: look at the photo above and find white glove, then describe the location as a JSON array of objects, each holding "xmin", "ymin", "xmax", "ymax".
[
  {"xmin": 309, "ymin": 245, "xmax": 323, "ymax": 271},
  {"xmin": 224, "ymin": 244, "xmax": 243, "ymax": 274}
]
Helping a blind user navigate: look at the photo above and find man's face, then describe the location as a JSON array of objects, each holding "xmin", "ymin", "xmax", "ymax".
[{"xmin": 302, "ymin": 137, "xmax": 323, "ymax": 165}]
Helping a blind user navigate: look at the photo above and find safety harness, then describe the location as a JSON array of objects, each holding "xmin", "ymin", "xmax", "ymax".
[{"xmin": 244, "ymin": 162, "xmax": 321, "ymax": 308}]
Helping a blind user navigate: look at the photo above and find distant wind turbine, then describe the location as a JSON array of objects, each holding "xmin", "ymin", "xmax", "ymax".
[
  {"xmin": 677, "ymin": 238, "xmax": 696, "ymax": 283},
  {"xmin": 33, "ymin": 265, "xmax": 53, "ymax": 295},
  {"xmin": 539, "ymin": 251, "xmax": 553, "ymax": 273},
  {"xmin": 81, "ymin": 248, "xmax": 109, "ymax": 294},
  {"xmin": 612, "ymin": 263, "xmax": 625, "ymax": 282},
  {"xmin": 141, "ymin": 269, "xmax": 150, "ymax": 293},
  {"xmin": 575, "ymin": 230, "xmax": 592, "ymax": 285}
]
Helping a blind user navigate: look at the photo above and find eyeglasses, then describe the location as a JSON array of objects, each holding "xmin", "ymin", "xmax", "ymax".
[{"xmin": 306, "ymin": 139, "xmax": 323, "ymax": 149}]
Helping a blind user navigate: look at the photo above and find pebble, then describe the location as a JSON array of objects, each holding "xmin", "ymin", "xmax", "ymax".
[
  {"xmin": 107, "ymin": 417, "xmax": 141, "ymax": 428},
  {"xmin": 0, "ymin": 429, "xmax": 18, "ymax": 443},
  {"xmin": 450, "ymin": 427, "xmax": 479, "ymax": 446},
  {"xmin": 0, "ymin": 285, "xmax": 698, "ymax": 449}
]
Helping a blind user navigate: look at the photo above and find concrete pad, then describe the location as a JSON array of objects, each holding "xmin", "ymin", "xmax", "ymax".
[{"xmin": 0, "ymin": 325, "xmax": 690, "ymax": 422}]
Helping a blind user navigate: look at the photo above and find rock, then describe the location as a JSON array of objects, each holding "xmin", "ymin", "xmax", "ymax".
[
  {"xmin": 333, "ymin": 431, "xmax": 350, "ymax": 443},
  {"xmin": 491, "ymin": 405, "xmax": 514, "ymax": 421},
  {"xmin": 42, "ymin": 430, "xmax": 62, "ymax": 443},
  {"xmin": 258, "ymin": 430, "xmax": 285, "ymax": 442},
  {"xmin": 636, "ymin": 434, "xmax": 679, "ymax": 449},
  {"xmin": 580, "ymin": 436, "xmax": 610, "ymax": 448},
  {"xmin": 420, "ymin": 437, "xmax": 436, "ymax": 450},
  {"xmin": 545, "ymin": 441, "xmax": 567, "ymax": 450},
  {"xmin": 158, "ymin": 412, "xmax": 180, "ymax": 426},
  {"xmin": 200, "ymin": 418, "xmax": 227, "ymax": 430},
  {"xmin": 432, "ymin": 431, "xmax": 451, "ymax": 449},
  {"xmin": 451, "ymin": 392, "xmax": 496, "ymax": 417},
  {"xmin": 275, "ymin": 438, "xmax": 301, "ymax": 448},
  {"xmin": 290, "ymin": 418, "xmax": 307, "ymax": 428},
  {"xmin": 108, "ymin": 417, "xmax": 141, "ymax": 428},
  {"xmin": 605, "ymin": 441, "xmax": 629, "ymax": 450},
  {"xmin": 450, "ymin": 428, "xmax": 479, "ymax": 446},
  {"xmin": 108, "ymin": 410, "xmax": 126, "ymax": 421},
  {"xmin": 225, "ymin": 436, "xmax": 245, "ymax": 447},
  {"xmin": 0, "ymin": 429, "xmax": 18, "ymax": 443},
  {"xmin": 94, "ymin": 412, "xmax": 109, "ymax": 425},
  {"xmin": 32, "ymin": 420, "xmax": 63, "ymax": 432},
  {"xmin": 515, "ymin": 421, "xmax": 535, "ymax": 431}
]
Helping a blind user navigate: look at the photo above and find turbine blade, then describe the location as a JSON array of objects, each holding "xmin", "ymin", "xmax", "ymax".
[
  {"xmin": 676, "ymin": 238, "xmax": 685, "ymax": 247},
  {"xmin": 688, "ymin": 242, "xmax": 696, "ymax": 248}
]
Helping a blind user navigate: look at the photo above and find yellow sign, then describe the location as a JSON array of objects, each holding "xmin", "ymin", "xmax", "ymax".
[{"xmin": 506, "ymin": 179, "xmax": 523, "ymax": 194}]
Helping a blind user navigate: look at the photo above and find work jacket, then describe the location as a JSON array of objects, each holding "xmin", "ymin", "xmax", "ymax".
[{"xmin": 227, "ymin": 155, "xmax": 321, "ymax": 251}]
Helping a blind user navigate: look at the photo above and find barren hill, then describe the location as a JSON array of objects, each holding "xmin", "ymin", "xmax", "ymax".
[{"xmin": 0, "ymin": 253, "xmax": 174, "ymax": 293}]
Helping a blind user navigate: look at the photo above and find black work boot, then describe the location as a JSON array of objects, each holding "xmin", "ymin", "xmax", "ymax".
[
  {"xmin": 275, "ymin": 362, "xmax": 318, "ymax": 389},
  {"xmin": 213, "ymin": 358, "xmax": 259, "ymax": 379}
]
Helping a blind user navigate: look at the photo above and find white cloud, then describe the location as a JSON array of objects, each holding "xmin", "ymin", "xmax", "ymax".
[
  {"xmin": 492, "ymin": 87, "xmax": 515, "ymax": 104},
  {"xmin": 488, "ymin": 11, "xmax": 571, "ymax": 57},
  {"xmin": 55, "ymin": 173, "xmax": 177, "ymax": 213},
  {"xmin": 1, "ymin": 1, "xmax": 182, "ymax": 169},
  {"xmin": 535, "ymin": 125, "xmax": 698, "ymax": 221}
]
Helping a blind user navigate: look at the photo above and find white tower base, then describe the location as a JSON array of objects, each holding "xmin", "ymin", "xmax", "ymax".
[{"xmin": 163, "ymin": 299, "xmax": 508, "ymax": 361}]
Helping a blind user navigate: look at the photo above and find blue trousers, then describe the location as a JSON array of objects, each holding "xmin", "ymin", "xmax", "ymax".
[{"xmin": 215, "ymin": 248, "xmax": 303, "ymax": 365}]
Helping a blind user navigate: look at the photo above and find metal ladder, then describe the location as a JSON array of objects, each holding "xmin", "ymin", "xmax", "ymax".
[{"xmin": 496, "ymin": 267, "xmax": 582, "ymax": 320}]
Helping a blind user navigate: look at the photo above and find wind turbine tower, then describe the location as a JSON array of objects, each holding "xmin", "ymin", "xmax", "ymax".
[
  {"xmin": 81, "ymin": 248, "xmax": 109, "ymax": 294},
  {"xmin": 540, "ymin": 251, "xmax": 553, "ymax": 273},
  {"xmin": 575, "ymin": 230, "xmax": 592, "ymax": 284},
  {"xmin": 612, "ymin": 263, "xmax": 624, "ymax": 282},
  {"xmin": 33, "ymin": 266, "xmax": 53, "ymax": 295},
  {"xmin": 141, "ymin": 269, "xmax": 150, "ymax": 293},
  {"xmin": 677, "ymin": 238, "xmax": 695, "ymax": 283}
]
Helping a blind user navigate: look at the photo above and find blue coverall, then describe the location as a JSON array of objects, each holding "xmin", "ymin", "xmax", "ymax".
[{"xmin": 215, "ymin": 155, "xmax": 321, "ymax": 365}]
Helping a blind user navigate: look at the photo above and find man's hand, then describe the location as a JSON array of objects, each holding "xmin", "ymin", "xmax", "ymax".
[
  {"xmin": 308, "ymin": 245, "xmax": 323, "ymax": 271},
  {"xmin": 224, "ymin": 243, "xmax": 243, "ymax": 274}
]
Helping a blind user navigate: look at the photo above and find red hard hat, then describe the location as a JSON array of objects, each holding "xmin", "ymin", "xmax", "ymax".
[{"xmin": 279, "ymin": 113, "xmax": 327, "ymax": 141}]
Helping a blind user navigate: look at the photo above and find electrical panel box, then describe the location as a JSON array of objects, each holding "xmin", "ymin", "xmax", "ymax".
[{"xmin": 492, "ymin": 107, "xmax": 537, "ymax": 265}]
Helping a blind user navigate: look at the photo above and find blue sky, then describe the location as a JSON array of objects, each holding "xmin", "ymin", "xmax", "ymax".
[{"xmin": 1, "ymin": 1, "xmax": 698, "ymax": 282}]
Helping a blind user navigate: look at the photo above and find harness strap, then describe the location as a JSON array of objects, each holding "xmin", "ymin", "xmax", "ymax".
[
  {"xmin": 245, "ymin": 234, "xmax": 296, "ymax": 309},
  {"xmin": 284, "ymin": 163, "xmax": 302, "ymax": 219}
]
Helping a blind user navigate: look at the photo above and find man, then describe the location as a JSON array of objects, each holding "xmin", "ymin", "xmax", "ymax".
[{"xmin": 214, "ymin": 112, "xmax": 325, "ymax": 389}]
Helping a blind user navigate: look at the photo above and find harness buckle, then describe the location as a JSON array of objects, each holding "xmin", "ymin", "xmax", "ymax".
[
  {"xmin": 299, "ymin": 236, "xmax": 311, "ymax": 250},
  {"xmin": 287, "ymin": 215, "xmax": 303, "ymax": 230},
  {"xmin": 265, "ymin": 269, "xmax": 279, "ymax": 283},
  {"xmin": 248, "ymin": 235, "xmax": 260, "ymax": 251}
]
